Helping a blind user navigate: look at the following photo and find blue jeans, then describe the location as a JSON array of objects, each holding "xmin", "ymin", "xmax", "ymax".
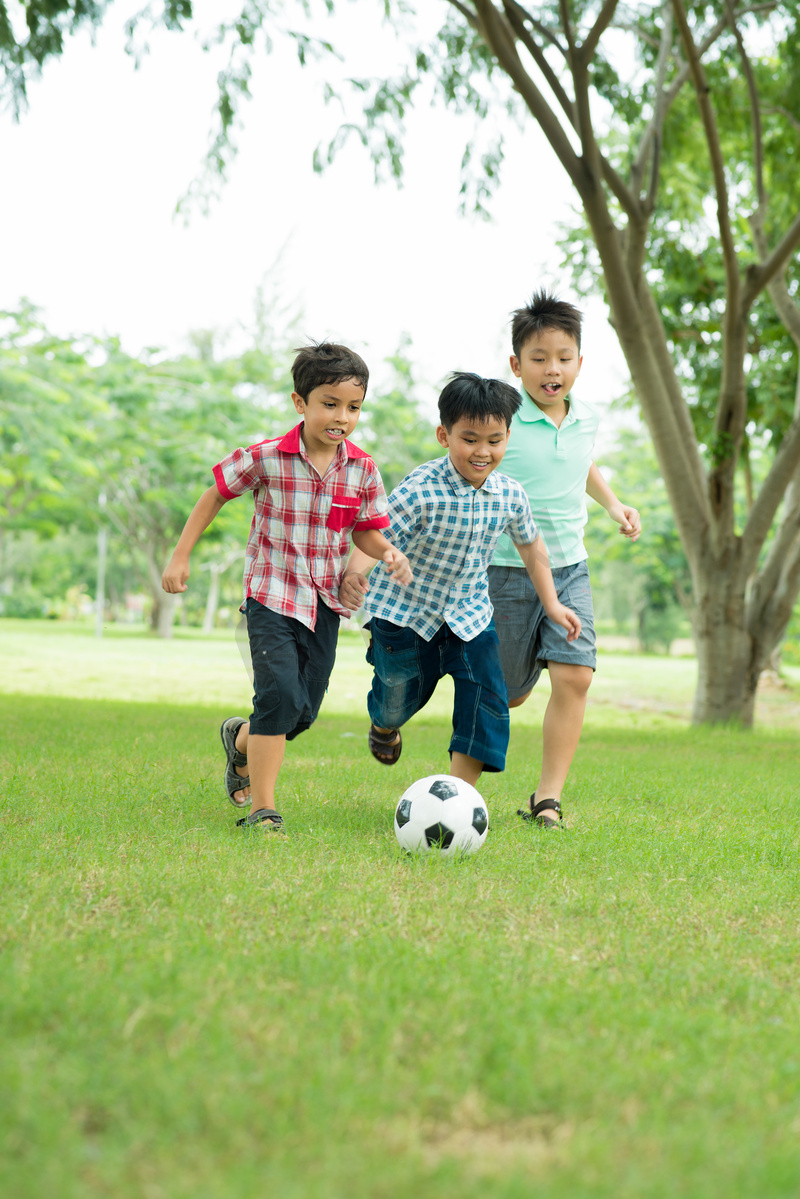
[{"xmin": 366, "ymin": 619, "xmax": 509, "ymax": 772}]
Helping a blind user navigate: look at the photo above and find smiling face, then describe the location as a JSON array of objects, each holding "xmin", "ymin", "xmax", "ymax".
[
  {"xmin": 436, "ymin": 414, "xmax": 511, "ymax": 489},
  {"xmin": 510, "ymin": 325, "xmax": 583, "ymax": 418},
  {"xmin": 293, "ymin": 377, "xmax": 366, "ymax": 456}
]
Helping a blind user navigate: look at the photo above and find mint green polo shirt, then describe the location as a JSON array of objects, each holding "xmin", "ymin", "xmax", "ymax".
[{"xmin": 491, "ymin": 390, "xmax": 600, "ymax": 570}]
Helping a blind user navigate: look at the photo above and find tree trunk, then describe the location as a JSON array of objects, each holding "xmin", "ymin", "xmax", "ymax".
[
  {"xmin": 690, "ymin": 566, "xmax": 757, "ymax": 725},
  {"xmin": 157, "ymin": 590, "xmax": 178, "ymax": 639},
  {"xmin": 203, "ymin": 566, "xmax": 221, "ymax": 634},
  {"xmin": 145, "ymin": 546, "xmax": 176, "ymax": 639}
]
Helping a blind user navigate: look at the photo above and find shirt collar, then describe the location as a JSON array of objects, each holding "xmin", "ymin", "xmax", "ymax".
[
  {"xmin": 277, "ymin": 421, "xmax": 350, "ymax": 465},
  {"xmin": 442, "ymin": 451, "xmax": 503, "ymax": 495},
  {"xmin": 517, "ymin": 387, "xmax": 584, "ymax": 426}
]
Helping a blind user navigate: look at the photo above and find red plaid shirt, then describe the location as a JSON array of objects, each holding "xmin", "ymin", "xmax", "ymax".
[{"xmin": 213, "ymin": 422, "xmax": 389, "ymax": 630}]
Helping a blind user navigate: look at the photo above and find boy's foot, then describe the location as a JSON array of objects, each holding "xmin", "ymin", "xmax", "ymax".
[
  {"xmin": 517, "ymin": 793, "xmax": 565, "ymax": 830},
  {"xmin": 368, "ymin": 724, "xmax": 402, "ymax": 766},
  {"xmin": 220, "ymin": 717, "xmax": 250, "ymax": 807},
  {"xmin": 236, "ymin": 808, "xmax": 285, "ymax": 832}
]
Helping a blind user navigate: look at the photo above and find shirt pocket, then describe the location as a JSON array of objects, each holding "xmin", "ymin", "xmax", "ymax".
[{"xmin": 326, "ymin": 494, "xmax": 361, "ymax": 532}]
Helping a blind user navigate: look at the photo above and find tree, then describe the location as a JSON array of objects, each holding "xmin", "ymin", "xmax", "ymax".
[
  {"xmin": 96, "ymin": 333, "xmax": 292, "ymax": 636},
  {"xmin": 6, "ymin": 2, "xmax": 800, "ymax": 723},
  {"xmin": 0, "ymin": 302, "xmax": 106, "ymax": 586},
  {"xmin": 585, "ymin": 426, "xmax": 693, "ymax": 652}
]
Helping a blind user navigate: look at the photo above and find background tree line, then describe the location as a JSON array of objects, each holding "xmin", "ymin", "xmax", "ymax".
[
  {"xmin": 0, "ymin": 302, "xmax": 444, "ymax": 635},
  {"xmin": 4, "ymin": 1, "xmax": 800, "ymax": 722}
]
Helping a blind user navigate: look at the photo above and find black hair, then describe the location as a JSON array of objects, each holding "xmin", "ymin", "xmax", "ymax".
[
  {"xmin": 438, "ymin": 371, "xmax": 522, "ymax": 431},
  {"xmin": 510, "ymin": 290, "xmax": 582, "ymax": 357},
  {"xmin": 291, "ymin": 342, "xmax": 369, "ymax": 400}
]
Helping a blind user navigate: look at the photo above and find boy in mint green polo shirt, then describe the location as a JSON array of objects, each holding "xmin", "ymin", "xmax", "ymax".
[{"xmin": 487, "ymin": 291, "xmax": 641, "ymax": 829}]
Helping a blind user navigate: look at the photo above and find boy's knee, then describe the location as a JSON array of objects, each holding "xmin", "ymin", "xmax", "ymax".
[{"xmin": 549, "ymin": 662, "xmax": 593, "ymax": 697}]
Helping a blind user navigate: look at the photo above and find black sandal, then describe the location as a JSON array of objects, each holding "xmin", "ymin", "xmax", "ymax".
[
  {"xmin": 368, "ymin": 724, "xmax": 402, "ymax": 766},
  {"xmin": 220, "ymin": 717, "xmax": 250, "ymax": 808},
  {"xmin": 517, "ymin": 794, "xmax": 565, "ymax": 829},
  {"xmin": 236, "ymin": 808, "xmax": 285, "ymax": 831}
]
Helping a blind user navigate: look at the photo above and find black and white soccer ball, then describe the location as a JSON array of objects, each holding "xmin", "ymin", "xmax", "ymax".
[{"xmin": 394, "ymin": 774, "xmax": 489, "ymax": 856}]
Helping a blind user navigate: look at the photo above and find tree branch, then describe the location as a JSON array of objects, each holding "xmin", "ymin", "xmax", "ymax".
[
  {"xmin": 727, "ymin": 0, "xmax": 764, "ymax": 208},
  {"xmin": 503, "ymin": 1, "xmax": 567, "ymax": 58},
  {"xmin": 448, "ymin": 0, "xmax": 479, "ymax": 27},
  {"xmin": 740, "ymin": 413, "xmax": 800, "ymax": 577},
  {"xmin": 750, "ymin": 213, "xmax": 800, "ymax": 344},
  {"xmin": 502, "ymin": 1, "xmax": 576, "ymax": 129},
  {"xmin": 579, "ymin": 0, "xmax": 620, "ymax": 62},
  {"xmin": 744, "ymin": 208, "xmax": 800, "ymax": 308},
  {"xmin": 671, "ymin": 0, "xmax": 738, "ymax": 303},
  {"xmin": 468, "ymin": 0, "xmax": 585, "ymax": 188},
  {"xmin": 630, "ymin": 3, "xmax": 672, "ymax": 215}
]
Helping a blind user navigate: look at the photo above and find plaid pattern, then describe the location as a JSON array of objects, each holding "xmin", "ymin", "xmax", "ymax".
[
  {"xmin": 214, "ymin": 422, "xmax": 389, "ymax": 630},
  {"xmin": 365, "ymin": 454, "xmax": 537, "ymax": 642}
]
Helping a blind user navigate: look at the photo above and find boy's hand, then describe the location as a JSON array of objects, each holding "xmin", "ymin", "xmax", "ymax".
[
  {"xmin": 610, "ymin": 503, "xmax": 641, "ymax": 541},
  {"xmin": 383, "ymin": 548, "xmax": 413, "ymax": 587},
  {"xmin": 162, "ymin": 557, "xmax": 190, "ymax": 593},
  {"xmin": 547, "ymin": 602, "xmax": 582, "ymax": 642},
  {"xmin": 339, "ymin": 571, "xmax": 369, "ymax": 611}
]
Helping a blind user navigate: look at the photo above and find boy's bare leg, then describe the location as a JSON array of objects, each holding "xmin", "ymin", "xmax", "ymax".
[
  {"xmin": 510, "ymin": 662, "xmax": 593, "ymax": 814},
  {"xmin": 450, "ymin": 752, "xmax": 484, "ymax": 788},
  {"xmin": 234, "ymin": 722, "xmax": 286, "ymax": 815}
]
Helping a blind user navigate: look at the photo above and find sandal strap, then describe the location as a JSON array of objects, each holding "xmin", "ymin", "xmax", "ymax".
[
  {"xmin": 236, "ymin": 808, "xmax": 284, "ymax": 828},
  {"xmin": 221, "ymin": 718, "xmax": 248, "ymax": 767},
  {"xmin": 369, "ymin": 725, "xmax": 400, "ymax": 746},
  {"xmin": 531, "ymin": 797, "xmax": 562, "ymax": 819}
]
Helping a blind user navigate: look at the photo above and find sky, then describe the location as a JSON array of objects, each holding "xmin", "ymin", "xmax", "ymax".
[{"xmin": 2, "ymin": 0, "xmax": 629, "ymax": 419}]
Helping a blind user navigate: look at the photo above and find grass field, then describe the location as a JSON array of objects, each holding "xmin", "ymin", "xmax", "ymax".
[{"xmin": 2, "ymin": 621, "xmax": 800, "ymax": 1197}]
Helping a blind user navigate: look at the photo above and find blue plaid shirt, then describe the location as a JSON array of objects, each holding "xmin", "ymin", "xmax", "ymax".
[{"xmin": 364, "ymin": 454, "xmax": 538, "ymax": 641}]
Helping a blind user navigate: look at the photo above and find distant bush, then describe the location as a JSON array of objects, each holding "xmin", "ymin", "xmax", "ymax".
[{"xmin": 0, "ymin": 593, "xmax": 48, "ymax": 619}]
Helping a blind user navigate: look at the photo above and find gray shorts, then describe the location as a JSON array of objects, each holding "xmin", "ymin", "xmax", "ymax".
[{"xmin": 487, "ymin": 561, "xmax": 596, "ymax": 700}]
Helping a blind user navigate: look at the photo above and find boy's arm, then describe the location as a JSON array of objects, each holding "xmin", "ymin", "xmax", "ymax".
[
  {"xmin": 339, "ymin": 545, "xmax": 378, "ymax": 610},
  {"xmin": 338, "ymin": 529, "xmax": 412, "ymax": 611},
  {"xmin": 162, "ymin": 485, "xmax": 230, "ymax": 593},
  {"xmin": 586, "ymin": 461, "xmax": 641, "ymax": 541},
  {"xmin": 513, "ymin": 535, "xmax": 582, "ymax": 642}
]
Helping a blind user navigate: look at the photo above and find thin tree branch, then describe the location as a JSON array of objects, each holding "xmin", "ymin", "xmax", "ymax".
[
  {"xmin": 671, "ymin": 0, "xmax": 739, "ymax": 303},
  {"xmin": 740, "ymin": 413, "xmax": 800, "ymax": 576},
  {"xmin": 504, "ymin": 1, "xmax": 567, "ymax": 58},
  {"xmin": 750, "ymin": 213, "xmax": 800, "ymax": 344},
  {"xmin": 448, "ymin": 0, "xmax": 479, "ymax": 27},
  {"xmin": 502, "ymin": 1, "xmax": 576, "ymax": 128},
  {"xmin": 744, "ymin": 209, "xmax": 800, "ymax": 308},
  {"xmin": 469, "ymin": 0, "xmax": 585, "ymax": 188},
  {"xmin": 631, "ymin": 3, "xmax": 672, "ymax": 214},
  {"xmin": 579, "ymin": 0, "xmax": 620, "ymax": 62},
  {"xmin": 726, "ymin": 0, "xmax": 764, "ymax": 208},
  {"xmin": 763, "ymin": 104, "xmax": 800, "ymax": 135},
  {"xmin": 747, "ymin": 484, "xmax": 800, "ymax": 627}
]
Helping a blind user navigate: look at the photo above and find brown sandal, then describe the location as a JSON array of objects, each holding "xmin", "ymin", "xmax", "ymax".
[
  {"xmin": 517, "ymin": 794, "xmax": 565, "ymax": 829},
  {"xmin": 368, "ymin": 724, "xmax": 402, "ymax": 766}
]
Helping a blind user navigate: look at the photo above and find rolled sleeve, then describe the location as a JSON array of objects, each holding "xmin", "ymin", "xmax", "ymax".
[
  {"xmin": 506, "ymin": 490, "xmax": 538, "ymax": 547},
  {"xmin": 213, "ymin": 446, "xmax": 263, "ymax": 500},
  {"xmin": 353, "ymin": 467, "xmax": 390, "ymax": 531}
]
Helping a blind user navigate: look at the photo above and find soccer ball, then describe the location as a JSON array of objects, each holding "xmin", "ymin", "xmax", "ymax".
[{"xmin": 394, "ymin": 774, "xmax": 489, "ymax": 856}]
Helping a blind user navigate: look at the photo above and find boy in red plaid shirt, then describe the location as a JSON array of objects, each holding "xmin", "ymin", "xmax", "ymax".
[{"xmin": 162, "ymin": 343, "xmax": 411, "ymax": 832}]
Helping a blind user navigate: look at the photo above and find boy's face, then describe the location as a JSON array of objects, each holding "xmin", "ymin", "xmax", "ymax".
[
  {"xmin": 510, "ymin": 326, "xmax": 583, "ymax": 414},
  {"xmin": 293, "ymin": 377, "xmax": 365, "ymax": 454},
  {"xmin": 436, "ymin": 415, "xmax": 511, "ymax": 489}
]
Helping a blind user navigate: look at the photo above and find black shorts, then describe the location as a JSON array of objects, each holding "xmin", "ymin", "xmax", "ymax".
[{"xmin": 244, "ymin": 597, "xmax": 339, "ymax": 739}]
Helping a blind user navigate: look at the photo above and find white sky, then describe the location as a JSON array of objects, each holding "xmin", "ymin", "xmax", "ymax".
[{"xmin": 2, "ymin": 0, "xmax": 629, "ymax": 416}]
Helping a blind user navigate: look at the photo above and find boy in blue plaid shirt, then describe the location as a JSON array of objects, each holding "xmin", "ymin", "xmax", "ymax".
[{"xmin": 340, "ymin": 372, "xmax": 581, "ymax": 788}]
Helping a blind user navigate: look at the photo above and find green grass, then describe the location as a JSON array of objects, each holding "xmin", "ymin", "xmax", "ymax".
[{"xmin": 2, "ymin": 622, "xmax": 800, "ymax": 1196}]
